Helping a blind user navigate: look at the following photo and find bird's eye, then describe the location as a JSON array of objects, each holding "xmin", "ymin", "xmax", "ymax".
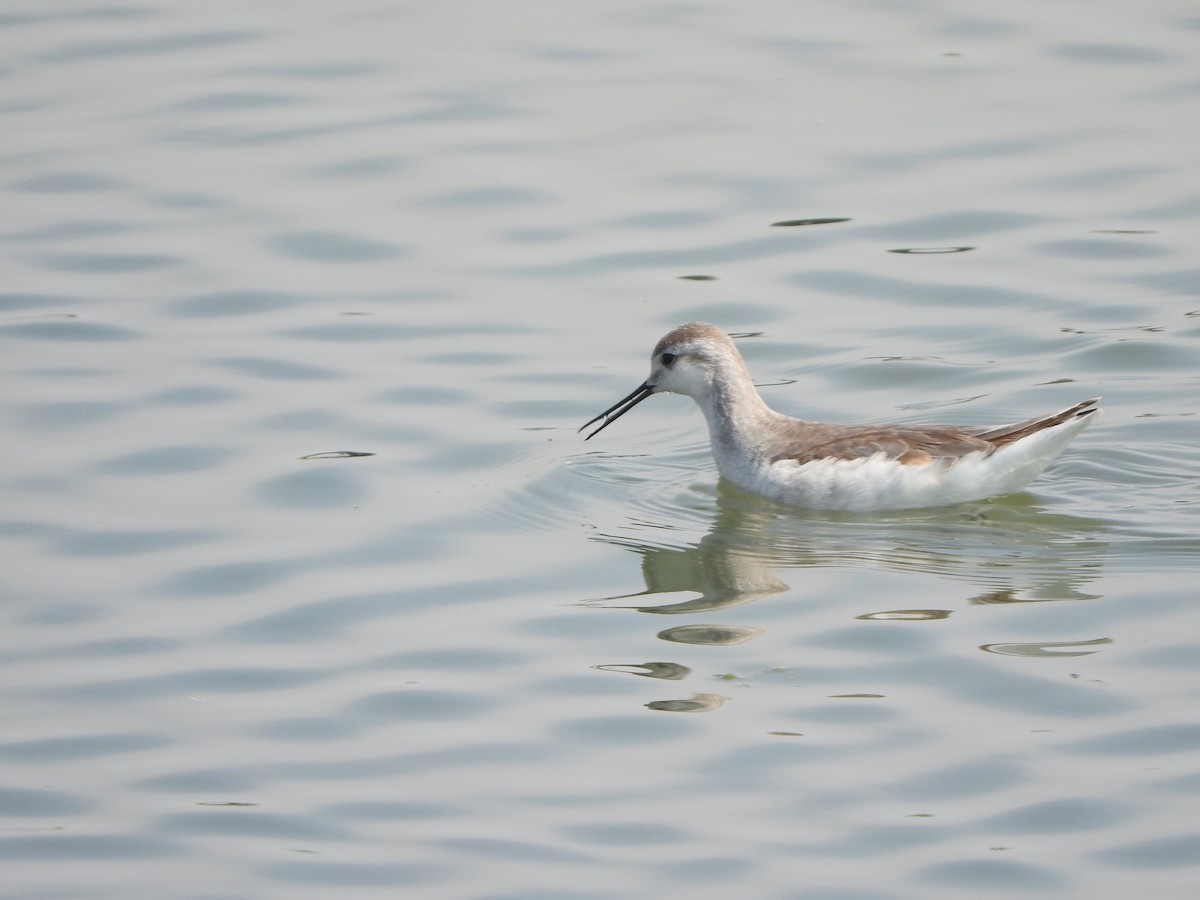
[{"xmin": 660, "ymin": 351, "xmax": 677, "ymax": 367}]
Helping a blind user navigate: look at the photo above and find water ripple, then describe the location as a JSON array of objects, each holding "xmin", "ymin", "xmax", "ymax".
[
  {"xmin": 1, "ymin": 320, "xmax": 141, "ymax": 340},
  {"xmin": 0, "ymin": 732, "xmax": 170, "ymax": 763},
  {"xmin": 917, "ymin": 858, "xmax": 1066, "ymax": 890},
  {"xmin": 264, "ymin": 230, "xmax": 406, "ymax": 262},
  {"xmin": 52, "ymin": 528, "xmax": 223, "ymax": 557},
  {"xmin": 38, "ymin": 29, "xmax": 263, "ymax": 64},
  {"xmin": 167, "ymin": 289, "xmax": 309, "ymax": 317},
  {"xmin": 0, "ymin": 834, "xmax": 182, "ymax": 861}
]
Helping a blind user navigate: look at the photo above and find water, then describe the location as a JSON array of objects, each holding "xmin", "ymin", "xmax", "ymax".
[{"xmin": 2, "ymin": 2, "xmax": 1199, "ymax": 897}]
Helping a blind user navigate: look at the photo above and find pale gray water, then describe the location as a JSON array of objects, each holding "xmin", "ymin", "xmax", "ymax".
[{"xmin": 2, "ymin": 2, "xmax": 1199, "ymax": 898}]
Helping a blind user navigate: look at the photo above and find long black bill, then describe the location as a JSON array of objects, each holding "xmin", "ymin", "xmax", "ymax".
[{"xmin": 579, "ymin": 382, "xmax": 654, "ymax": 440}]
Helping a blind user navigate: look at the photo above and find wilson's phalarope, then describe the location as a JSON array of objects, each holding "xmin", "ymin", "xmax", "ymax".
[{"xmin": 581, "ymin": 322, "xmax": 1098, "ymax": 511}]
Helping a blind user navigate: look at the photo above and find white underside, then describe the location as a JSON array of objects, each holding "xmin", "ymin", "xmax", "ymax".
[{"xmin": 716, "ymin": 414, "xmax": 1094, "ymax": 512}]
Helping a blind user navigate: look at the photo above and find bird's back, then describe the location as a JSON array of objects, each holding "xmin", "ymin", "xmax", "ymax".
[{"xmin": 730, "ymin": 400, "xmax": 1099, "ymax": 511}]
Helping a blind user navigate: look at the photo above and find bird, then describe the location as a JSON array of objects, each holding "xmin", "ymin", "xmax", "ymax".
[{"xmin": 580, "ymin": 322, "xmax": 1098, "ymax": 511}]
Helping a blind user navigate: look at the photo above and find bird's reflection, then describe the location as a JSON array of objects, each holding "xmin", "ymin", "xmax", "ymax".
[{"xmin": 588, "ymin": 479, "xmax": 1111, "ymax": 712}]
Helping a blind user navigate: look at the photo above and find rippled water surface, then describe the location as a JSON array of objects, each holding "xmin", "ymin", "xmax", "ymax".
[{"xmin": 3, "ymin": 2, "xmax": 1199, "ymax": 897}]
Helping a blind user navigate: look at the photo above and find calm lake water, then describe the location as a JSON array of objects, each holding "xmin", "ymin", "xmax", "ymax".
[{"xmin": 3, "ymin": 2, "xmax": 1199, "ymax": 897}]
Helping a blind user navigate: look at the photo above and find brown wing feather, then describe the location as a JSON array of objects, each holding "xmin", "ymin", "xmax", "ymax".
[
  {"xmin": 776, "ymin": 426, "xmax": 992, "ymax": 466},
  {"xmin": 971, "ymin": 398, "xmax": 1100, "ymax": 447},
  {"xmin": 771, "ymin": 399, "xmax": 1100, "ymax": 467}
]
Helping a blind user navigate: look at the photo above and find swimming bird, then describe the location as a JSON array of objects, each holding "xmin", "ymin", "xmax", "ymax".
[{"xmin": 581, "ymin": 322, "xmax": 1098, "ymax": 511}]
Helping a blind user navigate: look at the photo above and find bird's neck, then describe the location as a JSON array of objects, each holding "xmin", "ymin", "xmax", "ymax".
[{"xmin": 695, "ymin": 368, "xmax": 782, "ymax": 468}]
